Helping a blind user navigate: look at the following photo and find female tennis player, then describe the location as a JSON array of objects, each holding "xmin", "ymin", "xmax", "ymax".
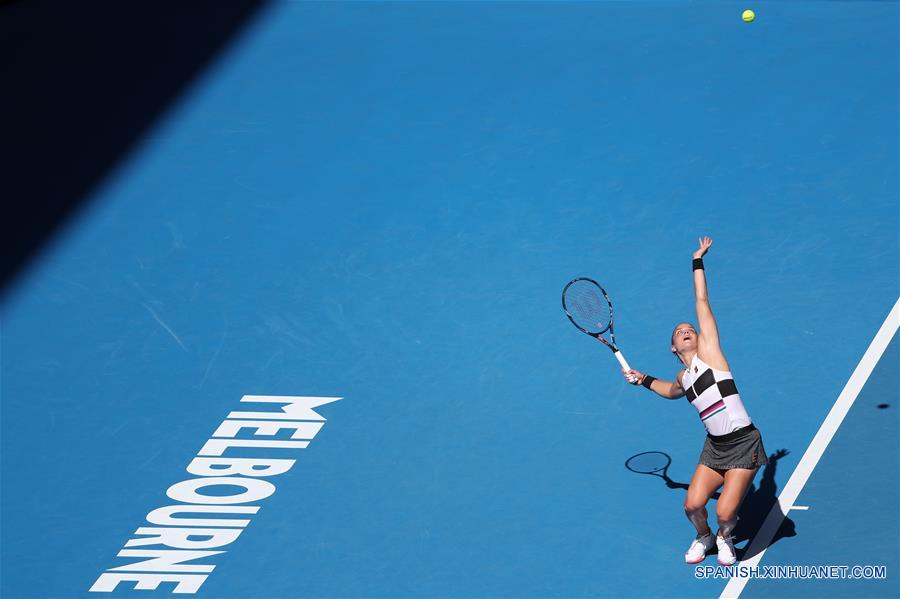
[{"xmin": 622, "ymin": 236, "xmax": 768, "ymax": 566}]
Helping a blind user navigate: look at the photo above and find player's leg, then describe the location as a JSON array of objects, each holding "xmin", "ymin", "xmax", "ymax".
[
  {"xmin": 685, "ymin": 463, "xmax": 725, "ymax": 535},
  {"xmin": 683, "ymin": 463, "xmax": 724, "ymax": 563},
  {"xmin": 714, "ymin": 467, "xmax": 758, "ymax": 565}
]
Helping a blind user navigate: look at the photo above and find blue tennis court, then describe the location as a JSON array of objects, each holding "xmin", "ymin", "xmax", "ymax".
[{"xmin": 2, "ymin": 1, "xmax": 897, "ymax": 598}]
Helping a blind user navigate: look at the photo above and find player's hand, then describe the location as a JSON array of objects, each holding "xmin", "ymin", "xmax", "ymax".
[
  {"xmin": 622, "ymin": 369, "xmax": 643, "ymax": 385},
  {"xmin": 693, "ymin": 236, "xmax": 713, "ymax": 259}
]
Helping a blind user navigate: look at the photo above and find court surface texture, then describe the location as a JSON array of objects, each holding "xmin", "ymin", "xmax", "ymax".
[{"xmin": 2, "ymin": 1, "xmax": 898, "ymax": 598}]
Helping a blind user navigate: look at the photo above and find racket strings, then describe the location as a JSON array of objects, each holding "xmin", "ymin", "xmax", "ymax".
[{"xmin": 564, "ymin": 281, "xmax": 611, "ymax": 334}]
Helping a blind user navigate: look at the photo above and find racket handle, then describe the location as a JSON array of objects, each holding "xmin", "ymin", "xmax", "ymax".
[{"xmin": 613, "ymin": 350, "xmax": 632, "ymax": 372}]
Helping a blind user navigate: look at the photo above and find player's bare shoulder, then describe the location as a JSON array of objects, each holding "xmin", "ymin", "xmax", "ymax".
[{"xmin": 697, "ymin": 342, "xmax": 730, "ymax": 371}]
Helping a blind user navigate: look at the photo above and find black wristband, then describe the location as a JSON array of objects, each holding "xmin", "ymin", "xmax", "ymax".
[
  {"xmin": 692, "ymin": 258, "xmax": 704, "ymax": 271},
  {"xmin": 641, "ymin": 375, "xmax": 656, "ymax": 389}
]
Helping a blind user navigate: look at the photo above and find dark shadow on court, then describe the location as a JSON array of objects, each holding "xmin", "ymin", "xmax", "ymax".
[
  {"xmin": 624, "ymin": 451, "xmax": 720, "ymax": 500},
  {"xmin": 625, "ymin": 449, "xmax": 797, "ymax": 559},
  {"xmin": 733, "ymin": 448, "xmax": 797, "ymax": 560},
  {"xmin": 1, "ymin": 0, "xmax": 270, "ymax": 295}
]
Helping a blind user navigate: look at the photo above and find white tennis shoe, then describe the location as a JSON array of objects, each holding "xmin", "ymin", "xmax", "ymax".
[
  {"xmin": 684, "ymin": 532, "xmax": 714, "ymax": 564},
  {"xmin": 716, "ymin": 534, "xmax": 737, "ymax": 566}
]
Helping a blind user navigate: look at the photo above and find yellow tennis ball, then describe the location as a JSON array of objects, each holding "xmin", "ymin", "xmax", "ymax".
[{"xmin": 742, "ymin": 9, "xmax": 755, "ymax": 22}]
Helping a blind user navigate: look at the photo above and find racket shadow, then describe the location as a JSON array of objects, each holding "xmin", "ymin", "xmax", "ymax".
[
  {"xmin": 624, "ymin": 449, "xmax": 798, "ymax": 559},
  {"xmin": 624, "ymin": 451, "xmax": 721, "ymax": 500}
]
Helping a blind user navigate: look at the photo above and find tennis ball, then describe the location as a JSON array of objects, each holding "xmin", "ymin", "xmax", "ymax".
[{"xmin": 742, "ymin": 9, "xmax": 755, "ymax": 22}]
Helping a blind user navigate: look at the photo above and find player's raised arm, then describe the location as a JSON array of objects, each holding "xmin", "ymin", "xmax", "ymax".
[
  {"xmin": 622, "ymin": 369, "xmax": 686, "ymax": 400},
  {"xmin": 692, "ymin": 236, "xmax": 722, "ymax": 355}
]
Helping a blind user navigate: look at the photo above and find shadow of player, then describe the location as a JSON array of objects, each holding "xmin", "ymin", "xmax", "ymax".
[
  {"xmin": 732, "ymin": 448, "xmax": 797, "ymax": 560},
  {"xmin": 625, "ymin": 448, "xmax": 797, "ymax": 559}
]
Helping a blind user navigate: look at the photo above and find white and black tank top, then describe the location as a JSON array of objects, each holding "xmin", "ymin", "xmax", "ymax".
[{"xmin": 680, "ymin": 354, "xmax": 752, "ymax": 436}]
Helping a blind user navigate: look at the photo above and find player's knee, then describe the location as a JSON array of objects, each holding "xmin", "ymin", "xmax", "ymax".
[
  {"xmin": 684, "ymin": 500, "xmax": 705, "ymax": 514},
  {"xmin": 716, "ymin": 505, "xmax": 737, "ymax": 523}
]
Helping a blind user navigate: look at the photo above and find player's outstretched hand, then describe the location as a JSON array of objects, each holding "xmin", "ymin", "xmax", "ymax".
[
  {"xmin": 693, "ymin": 236, "xmax": 713, "ymax": 259},
  {"xmin": 622, "ymin": 369, "xmax": 644, "ymax": 385}
]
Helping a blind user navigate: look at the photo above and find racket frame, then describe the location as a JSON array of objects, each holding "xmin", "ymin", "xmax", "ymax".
[{"xmin": 562, "ymin": 277, "xmax": 633, "ymax": 373}]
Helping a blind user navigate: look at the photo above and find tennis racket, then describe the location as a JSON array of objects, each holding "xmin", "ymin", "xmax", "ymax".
[{"xmin": 562, "ymin": 277, "xmax": 635, "ymax": 382}]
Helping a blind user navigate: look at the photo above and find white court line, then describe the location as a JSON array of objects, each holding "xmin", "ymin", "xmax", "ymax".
[
  {"xmin": 720, "ymin": 297, "xmax": 900, "ymax": 599},
  {"xmin": 790, "ymin": 506, "xmax": 809, "ymax": 511}
]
